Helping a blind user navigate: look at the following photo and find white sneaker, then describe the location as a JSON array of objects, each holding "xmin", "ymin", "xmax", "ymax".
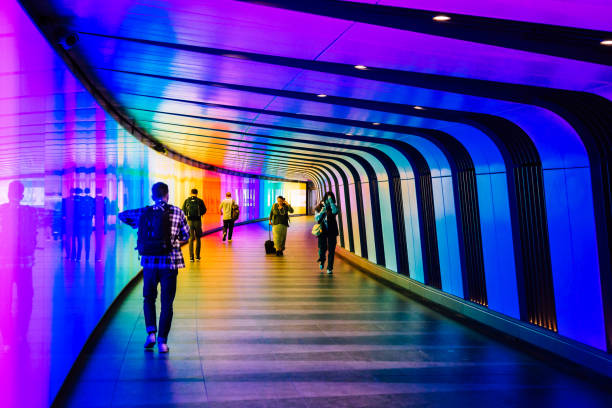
[{"xmin": 327, "ymin": 269, "xmax": 333, "ymax": 275}]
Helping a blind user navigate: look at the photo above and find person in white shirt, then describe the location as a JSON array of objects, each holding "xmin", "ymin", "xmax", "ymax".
[{"xmin": 218, "ymin": 192, "xmax": 237, "ymax": 241}]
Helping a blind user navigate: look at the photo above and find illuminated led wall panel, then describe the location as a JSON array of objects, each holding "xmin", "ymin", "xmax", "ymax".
[{"xmin": 0, "ymin": 2, "xmax": 306, "ymax": 406}]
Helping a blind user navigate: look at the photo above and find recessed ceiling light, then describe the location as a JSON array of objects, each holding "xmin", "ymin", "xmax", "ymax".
[
  {"xmin": 433, "ymin": 15, "xmax": 451, "ymax": 22},
  {"xmin": 601, "ymin": 40, "xmax": 612, "ymax": 46},
  {"xmin": 354, "ymin": 65, "xmax": 368, "ymax": 70},
  {"xmin": 372, "ymin": 122, "xmax": 380, "ymax": 126},
  {"xmin": 413, "ymin": 106, "xmax": 425, "ymax": 110},
  {"xmin": 316, "ymin": 94, "xmax": 327, "ymax": 98},
  {"xmin": 345, "ymin": 133, "xmax": 353, "ymax": 136}
]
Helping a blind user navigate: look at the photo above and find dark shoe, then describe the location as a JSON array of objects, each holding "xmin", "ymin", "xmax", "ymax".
[
  {"xmin": 276, "ymin": 250, "xmax": 281, "ymax": 256},
  {"xmin": 327, "ymin": 269, "xmax": 333, "ymax": 275},
  {"xmin": 319, "ymin": 263, "xmax": 324, "ymax": 271},
  {"xmin": 196, "ymin": 257, "xmax": 201, "ymax": 261},
  {"xmin": 190, "ymin": 258, "xmax": 194, "ymax": 262},
  {"xmin": 222, "ymin": 234, "xmax": 227, "ymax": 241},
  {"xmin": 144, "ymin": 333, "xmax": 156, "ymax": 349}
]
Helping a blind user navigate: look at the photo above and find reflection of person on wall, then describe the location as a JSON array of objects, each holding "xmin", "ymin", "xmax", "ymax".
[
  {"xmin": 219, "ymin": 192, "xmax": 238, "ymax": 242},
  {"xmin": 62, "ymin": 188, "xmax": 78, "ymax": 260},
  {"xmin": 51, "ymin": 192, "xmax": 63, "ymax": 240},
  {"xmin": 94, "ymin": 188, "xmax": 110, "ymax": 262},
  {"xmin": 75, "ymin": 188, "xmax": 95, "ymax": 262},
  {"xmin": 0, "ymin": 181, "xmax": 36, "ymax": 346},
  {"xmin": 182, "ymin": 189, "xmax": 206, "ymax": 262},
  {"xmin": 315, "ymin": 192, "xmax": 339, "ymax": 275},
  {"xmin": 269, "ymin": 195, "xmax": 294, "ymax": 256}
]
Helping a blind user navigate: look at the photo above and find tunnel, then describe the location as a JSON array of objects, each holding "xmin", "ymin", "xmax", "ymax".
[{"xmin": 1, "ymin": 0, "xmax": 612, "ymax": 406}]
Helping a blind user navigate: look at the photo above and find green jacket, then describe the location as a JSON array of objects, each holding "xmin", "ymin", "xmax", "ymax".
[{"xmin": 269, "ymin": 203, "xmax": 294, "ymax": 226}]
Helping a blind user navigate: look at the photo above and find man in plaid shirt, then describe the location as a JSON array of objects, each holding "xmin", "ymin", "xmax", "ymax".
[{"xmin": 119, "ymin": 182, "xmax": 189, "ymax": 353}]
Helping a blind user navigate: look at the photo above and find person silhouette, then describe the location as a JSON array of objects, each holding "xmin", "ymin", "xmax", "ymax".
[
  {"xmin": 51, "ymin": 192, "xmax": 63, "ymax": 240},
  {"xmin": 75, "ymin": 188, "xmax": 95, "ymax": 262},
  {"xmin": 94, "ymin": 188, "xmax": 110, "ymax": 262},
  {"xmin": 62, "ymin": 188, "xmax": 78, "ymax": 260},
  {"xmin": 0, "ymin": 181, "xmax": 36, "ymax": 347}
]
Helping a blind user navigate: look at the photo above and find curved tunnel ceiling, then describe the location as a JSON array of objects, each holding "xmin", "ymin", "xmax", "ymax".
[
  {"xmin": 17, "ymin": 0, "xmax": 612, "ymax": 349},
  {"xmin": 18, "ymin": 0, "xmax": 612, "ymax": 180}
]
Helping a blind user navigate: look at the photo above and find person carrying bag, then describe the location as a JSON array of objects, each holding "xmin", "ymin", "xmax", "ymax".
[
  {"xmin": 315, "ymin": 192, "xmax": 339, "ymax": 274},
  {"xmin": 269, "ymin": 195, "xmax": 294, "ymax": 256},
  {"xmin": 219, "ymin": 192, "xmax": 237, "ymax": 242},
  {"xmin": 182, "ymin": 188, "xmax": 207, "ymax": 262}
]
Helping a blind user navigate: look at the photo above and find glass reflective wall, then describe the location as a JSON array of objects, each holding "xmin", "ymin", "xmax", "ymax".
[{"xmin": 0, "ymin": 2, "xmax": 305, "ymax": 406}]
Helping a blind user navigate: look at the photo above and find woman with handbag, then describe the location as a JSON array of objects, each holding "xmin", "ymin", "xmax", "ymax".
[
  {"xmin": 269, "ymin": 196, "xmax": 294, "ymax": 256},
  {"xmin": 314, "ymin": 191, "xmax": 339, "ymax": 274}
]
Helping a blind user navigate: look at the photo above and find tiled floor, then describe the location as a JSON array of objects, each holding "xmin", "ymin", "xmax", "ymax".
[{"xmin": 61, "ymin": 218, "xmax": 612, "ymax": 407}]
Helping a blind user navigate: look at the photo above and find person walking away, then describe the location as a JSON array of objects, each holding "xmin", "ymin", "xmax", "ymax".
[
  {"xmin": 0, "ymin": 181, "xmax": 36, "ymax": 346},
  {"xmin": 118, "ymin": 182, "xmax": 189, "ymax": 353},
  {"xmin": 269, "ymin": 196, "xmax": 294, "ymax": 256},
  {"xmin": 62, "ymin": 188, "xmax": 78, "ymax": 260},
  {"xmin": 219, "ymin": 192, "xmax": 237, "ymax": 242},
  {"xmin": 315, "ymin": 192, "xmax": 339, "ymax": 274},
  {"xmin": 94, "ymin": 188, "xmax": 110, "ymax": 262},
  {"xmin": 51, "ymin": 193, "xmax": 63, "ymax": 241},
  {"xmin": 75, "ymin": 188, "xmax": 95, "ymax": 262},
  {"xmin": 182, "ymin": 188, "xmax": 207, "ymax": 262}
]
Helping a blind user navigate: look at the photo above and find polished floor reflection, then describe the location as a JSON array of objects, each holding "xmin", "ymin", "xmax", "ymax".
[{"xmin": 62, "ymin": 218, "xmax": 612, "ymax": 407}]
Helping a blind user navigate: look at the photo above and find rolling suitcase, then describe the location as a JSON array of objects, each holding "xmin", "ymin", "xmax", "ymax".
[{"xmin": 265, "ymin": 224, "xmax": 276, "ymax": 254}]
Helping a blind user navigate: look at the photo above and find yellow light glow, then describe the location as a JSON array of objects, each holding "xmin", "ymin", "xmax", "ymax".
[{"xmin": 433, "ymin": 15, "xmax": 451, "ymax": 21}]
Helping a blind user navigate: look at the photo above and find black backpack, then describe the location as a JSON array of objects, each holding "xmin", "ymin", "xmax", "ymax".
[
  {"xmin": 185, "ymin": 197, "xmax": 206, "ymax": 219},
  {"xmin": 137, "ymin": 206, "xmax": 172, "ymax": 256}
]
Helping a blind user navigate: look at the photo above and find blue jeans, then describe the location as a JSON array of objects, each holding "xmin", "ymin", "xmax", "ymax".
[{"xmin": 143, "ymin": 268, "xmax": 177, "ymax": 341}]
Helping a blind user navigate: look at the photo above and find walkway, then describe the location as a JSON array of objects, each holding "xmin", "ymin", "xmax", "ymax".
[{"xmin": 62, "ymin": 217, "xmax": 612, "ymax": 407}]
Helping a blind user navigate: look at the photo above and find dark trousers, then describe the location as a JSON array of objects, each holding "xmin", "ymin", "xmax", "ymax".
[
  {"xmin": 222, "ymin": 219, "xmax": 235, "ymax": 240},
  {"xmin": 188, "ymin": 219, "xmax": 202, "ymax": 259},
  {"xmin": 318, "ymin": 234, "xmax": 338, "ymax": 270},
  {"xmin": 76, "ymin": 230, "xmax": 91, "ymax": 260},
  {"xmin": 143, "ymin": 268, "xmax": 177, "ymax": 341},
  {"xmin": 65, "ymin": 232, "xmax": 76, "ymax": 259}
]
